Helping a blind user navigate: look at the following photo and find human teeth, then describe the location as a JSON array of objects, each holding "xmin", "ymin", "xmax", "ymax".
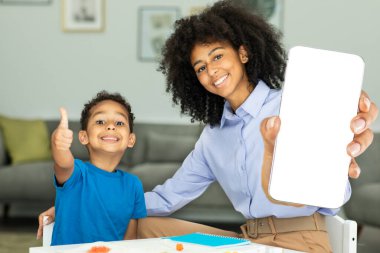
[
  {"xmin": 214, "ymin": 75, "xmax": 228, "ymax": 86},
  {"xmin": 102, "ymin": 136, "xmax": 118, "ymax": 141}
]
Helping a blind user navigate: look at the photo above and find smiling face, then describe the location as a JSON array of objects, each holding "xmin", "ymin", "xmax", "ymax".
[
  {"xmin": 78, "ymin": 100, "xmax": 135, "ymax": 156},
  {"xmin": 190, "ymin": 41, "xmax": 252, "ymax": 110}
]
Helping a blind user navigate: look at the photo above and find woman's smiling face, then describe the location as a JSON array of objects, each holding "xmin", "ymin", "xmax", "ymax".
[{"xmin": 190, "ymin": 41, "xmax": 252, "ymax": 110}]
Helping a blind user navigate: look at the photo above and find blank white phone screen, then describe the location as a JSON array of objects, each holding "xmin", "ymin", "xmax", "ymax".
[{"xmin": 269, "ymin": 46, "xmax": 364, "ymax": 208}]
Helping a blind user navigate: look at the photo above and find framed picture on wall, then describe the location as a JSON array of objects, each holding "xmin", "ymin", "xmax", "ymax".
[
  {"xmin": 243, "ymin": 0, "xmax": 283, "ymax": 31},
  {"xmin": 188, "ymin": 6, "xmax": 206, "ymax": 15},
  {"xmin": 0, "ymin": 0, "xmax": 51, "ymax": 4},
  {"xmin": 138, "ymin": 7, "xmax": 180, "ymax": 61},
  {"xmin": 62, "ymin": 0, "xmax": 105, "ymax": 32}
]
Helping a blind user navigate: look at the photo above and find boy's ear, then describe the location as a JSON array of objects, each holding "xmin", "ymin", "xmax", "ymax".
[
  {"xmin": 127, "ymin": 133, "xmax": 136, "ymax": 148},
  {"xmin": 239, "ymin": 45, "xmax": 249, "ymax": 63},
  {"xmin": 78, "ymin": 131, "xmax": 89, "ymax": 145}
]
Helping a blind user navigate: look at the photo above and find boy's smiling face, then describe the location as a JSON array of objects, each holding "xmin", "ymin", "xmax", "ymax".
[{"xmin": 79, "ymin": 100, "xmax": 135, "ymax": 155}]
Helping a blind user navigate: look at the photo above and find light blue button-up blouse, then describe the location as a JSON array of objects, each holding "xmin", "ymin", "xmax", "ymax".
[{"xmin": 145, "ymin": 81, "xmax": 350, "ymax": 219}]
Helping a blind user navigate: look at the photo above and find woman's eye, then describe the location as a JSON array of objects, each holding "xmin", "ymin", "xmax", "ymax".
[
  {"xmin": 116, "ymin": 121, "xmax": 125, "ymax": 126},
  {"xmin": 96, "ymin": 120, "xmax": 105, "ymax": 125},
  {"xmin": 196, "ymin": 66, "xmax": 206, "ymax": 75}
]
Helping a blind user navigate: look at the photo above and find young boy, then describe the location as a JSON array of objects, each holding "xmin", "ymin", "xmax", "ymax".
[{"xmin": 51, "ymin": 90, "xmax": 146, "ymax": 245}]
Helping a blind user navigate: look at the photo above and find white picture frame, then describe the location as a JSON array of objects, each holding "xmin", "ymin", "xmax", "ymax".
[
  {"xmin": 62, "ymin": 0, "xmax": 105, "ymax": 32},
  {"xmin": 0, "ymin": 0, "xmax": 50, "ymax": 4},
  {"xmin": 138, "ymin": 7, "xmax": 180, "ymax": 61}
]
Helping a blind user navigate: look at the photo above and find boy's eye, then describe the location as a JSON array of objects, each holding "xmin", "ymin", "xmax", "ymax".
[
  {"xmin": 115, "ymin": 121, "xmax": 125, "ymax": 126},
  {"xmin": 214, "ymin": 54, "xmax": 223, "ymax": 61},
  {"xmin": 96, "ymin": 120, "xmax": 105, "ymax": 125}
]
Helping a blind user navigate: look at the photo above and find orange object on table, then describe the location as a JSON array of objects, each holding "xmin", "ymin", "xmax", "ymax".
[
  {"xmin": 87, "ymin": 246, "xmax": 111, "ymax": 253},
  {"xmin": 176, "ymin": 243, "xmax": 184, "ymax": 251}
]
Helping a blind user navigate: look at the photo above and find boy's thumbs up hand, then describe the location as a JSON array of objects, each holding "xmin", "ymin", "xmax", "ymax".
[
  {"xmin": 52, "ymin": 107, "xmax": 73, "ymax": 151},
  {"xmin": 59, "ymin": 107, "xmax": 69, "ymax": 129}
]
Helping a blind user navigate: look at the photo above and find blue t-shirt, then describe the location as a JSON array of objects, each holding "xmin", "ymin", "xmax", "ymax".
[{"xmin": 52, "ymin": 159, "xmax": 147, "ymax": 245}]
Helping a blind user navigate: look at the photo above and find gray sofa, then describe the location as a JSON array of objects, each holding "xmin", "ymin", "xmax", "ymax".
[
  {"xmin": 343, "ymin": 133, "xmax": 380, "ymax": 232},
  {"xmin": 0, "ymin": 120, "xmax": 244, "ymax": 224}
]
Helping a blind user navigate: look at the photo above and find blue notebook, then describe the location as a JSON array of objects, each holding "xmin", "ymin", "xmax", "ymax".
[{"xmin": 166, "ymin": 232, "xmax": 250, "ymax": 248}]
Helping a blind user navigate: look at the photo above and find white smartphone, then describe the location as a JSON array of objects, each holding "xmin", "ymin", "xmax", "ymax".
[{"xmin": 268, "ymin": 46, "xmax": 364, "ymax": 208}]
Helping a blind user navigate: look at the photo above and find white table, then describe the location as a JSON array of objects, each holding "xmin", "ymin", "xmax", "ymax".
[{"xmin": 30, "ymin": 238, "xmax": 304, "ymax": 253}]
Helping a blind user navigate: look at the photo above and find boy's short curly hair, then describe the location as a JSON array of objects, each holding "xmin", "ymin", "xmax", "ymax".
[
  {"xmin": 80, "ymin": 90, "xmax": 135, "ymax": 132},
  {"xmin": 159, "ymin": 0, "xmax": 286, "ymax": 126}
]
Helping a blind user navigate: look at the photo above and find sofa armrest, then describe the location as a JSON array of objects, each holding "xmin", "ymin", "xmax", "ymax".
[{"xmin": 0, "ymin": 129, "xmax": 7, "ymax": 166}]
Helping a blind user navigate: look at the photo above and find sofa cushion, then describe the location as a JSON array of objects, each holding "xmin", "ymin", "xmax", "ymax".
[
  {"xmin": 125, "ymin": 123, "xmax": 203, "ymax": 166},
  {"xmin": 129, "ymin": 162, "xmax": 233, "ymax": 208},
  {"xmin": 170, "ymin": 206, "xmax": 245, "ymax": 223},
  {"xmin": 0, "ymin": 115, "xmax": 51, "ymax": 164},
  {"xmin": 190, "ymin": 182, "xmax": 233, "ymax": 207},
  {"xmin": 0, "ymin": 161, "xmax": 55, "ymax": 201},
  {"xmin": 345, "ymin": 183, "xmax": 380, "ymax": 227},
  {"xmin": 146, "ymin": 131, "xmax": 197, "ymax": 163},
  {"xmin": 129, "ymin": 162, "xmax": 181, "ymax": 191}
]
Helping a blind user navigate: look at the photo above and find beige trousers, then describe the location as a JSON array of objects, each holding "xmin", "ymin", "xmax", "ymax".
[{"xmin": 137, "ymin": 217, "xmax": 332, "ymax": 253}]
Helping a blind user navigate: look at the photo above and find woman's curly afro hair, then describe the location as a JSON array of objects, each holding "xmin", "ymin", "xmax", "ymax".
[{"xmin": 159, "ymin": 0, "xmax": 286, "ymax": 126}]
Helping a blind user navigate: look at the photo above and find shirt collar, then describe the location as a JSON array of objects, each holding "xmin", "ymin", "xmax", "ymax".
[{"xmin": 220, "ymin": 80, "xmax": 271, "ymax": 128}]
